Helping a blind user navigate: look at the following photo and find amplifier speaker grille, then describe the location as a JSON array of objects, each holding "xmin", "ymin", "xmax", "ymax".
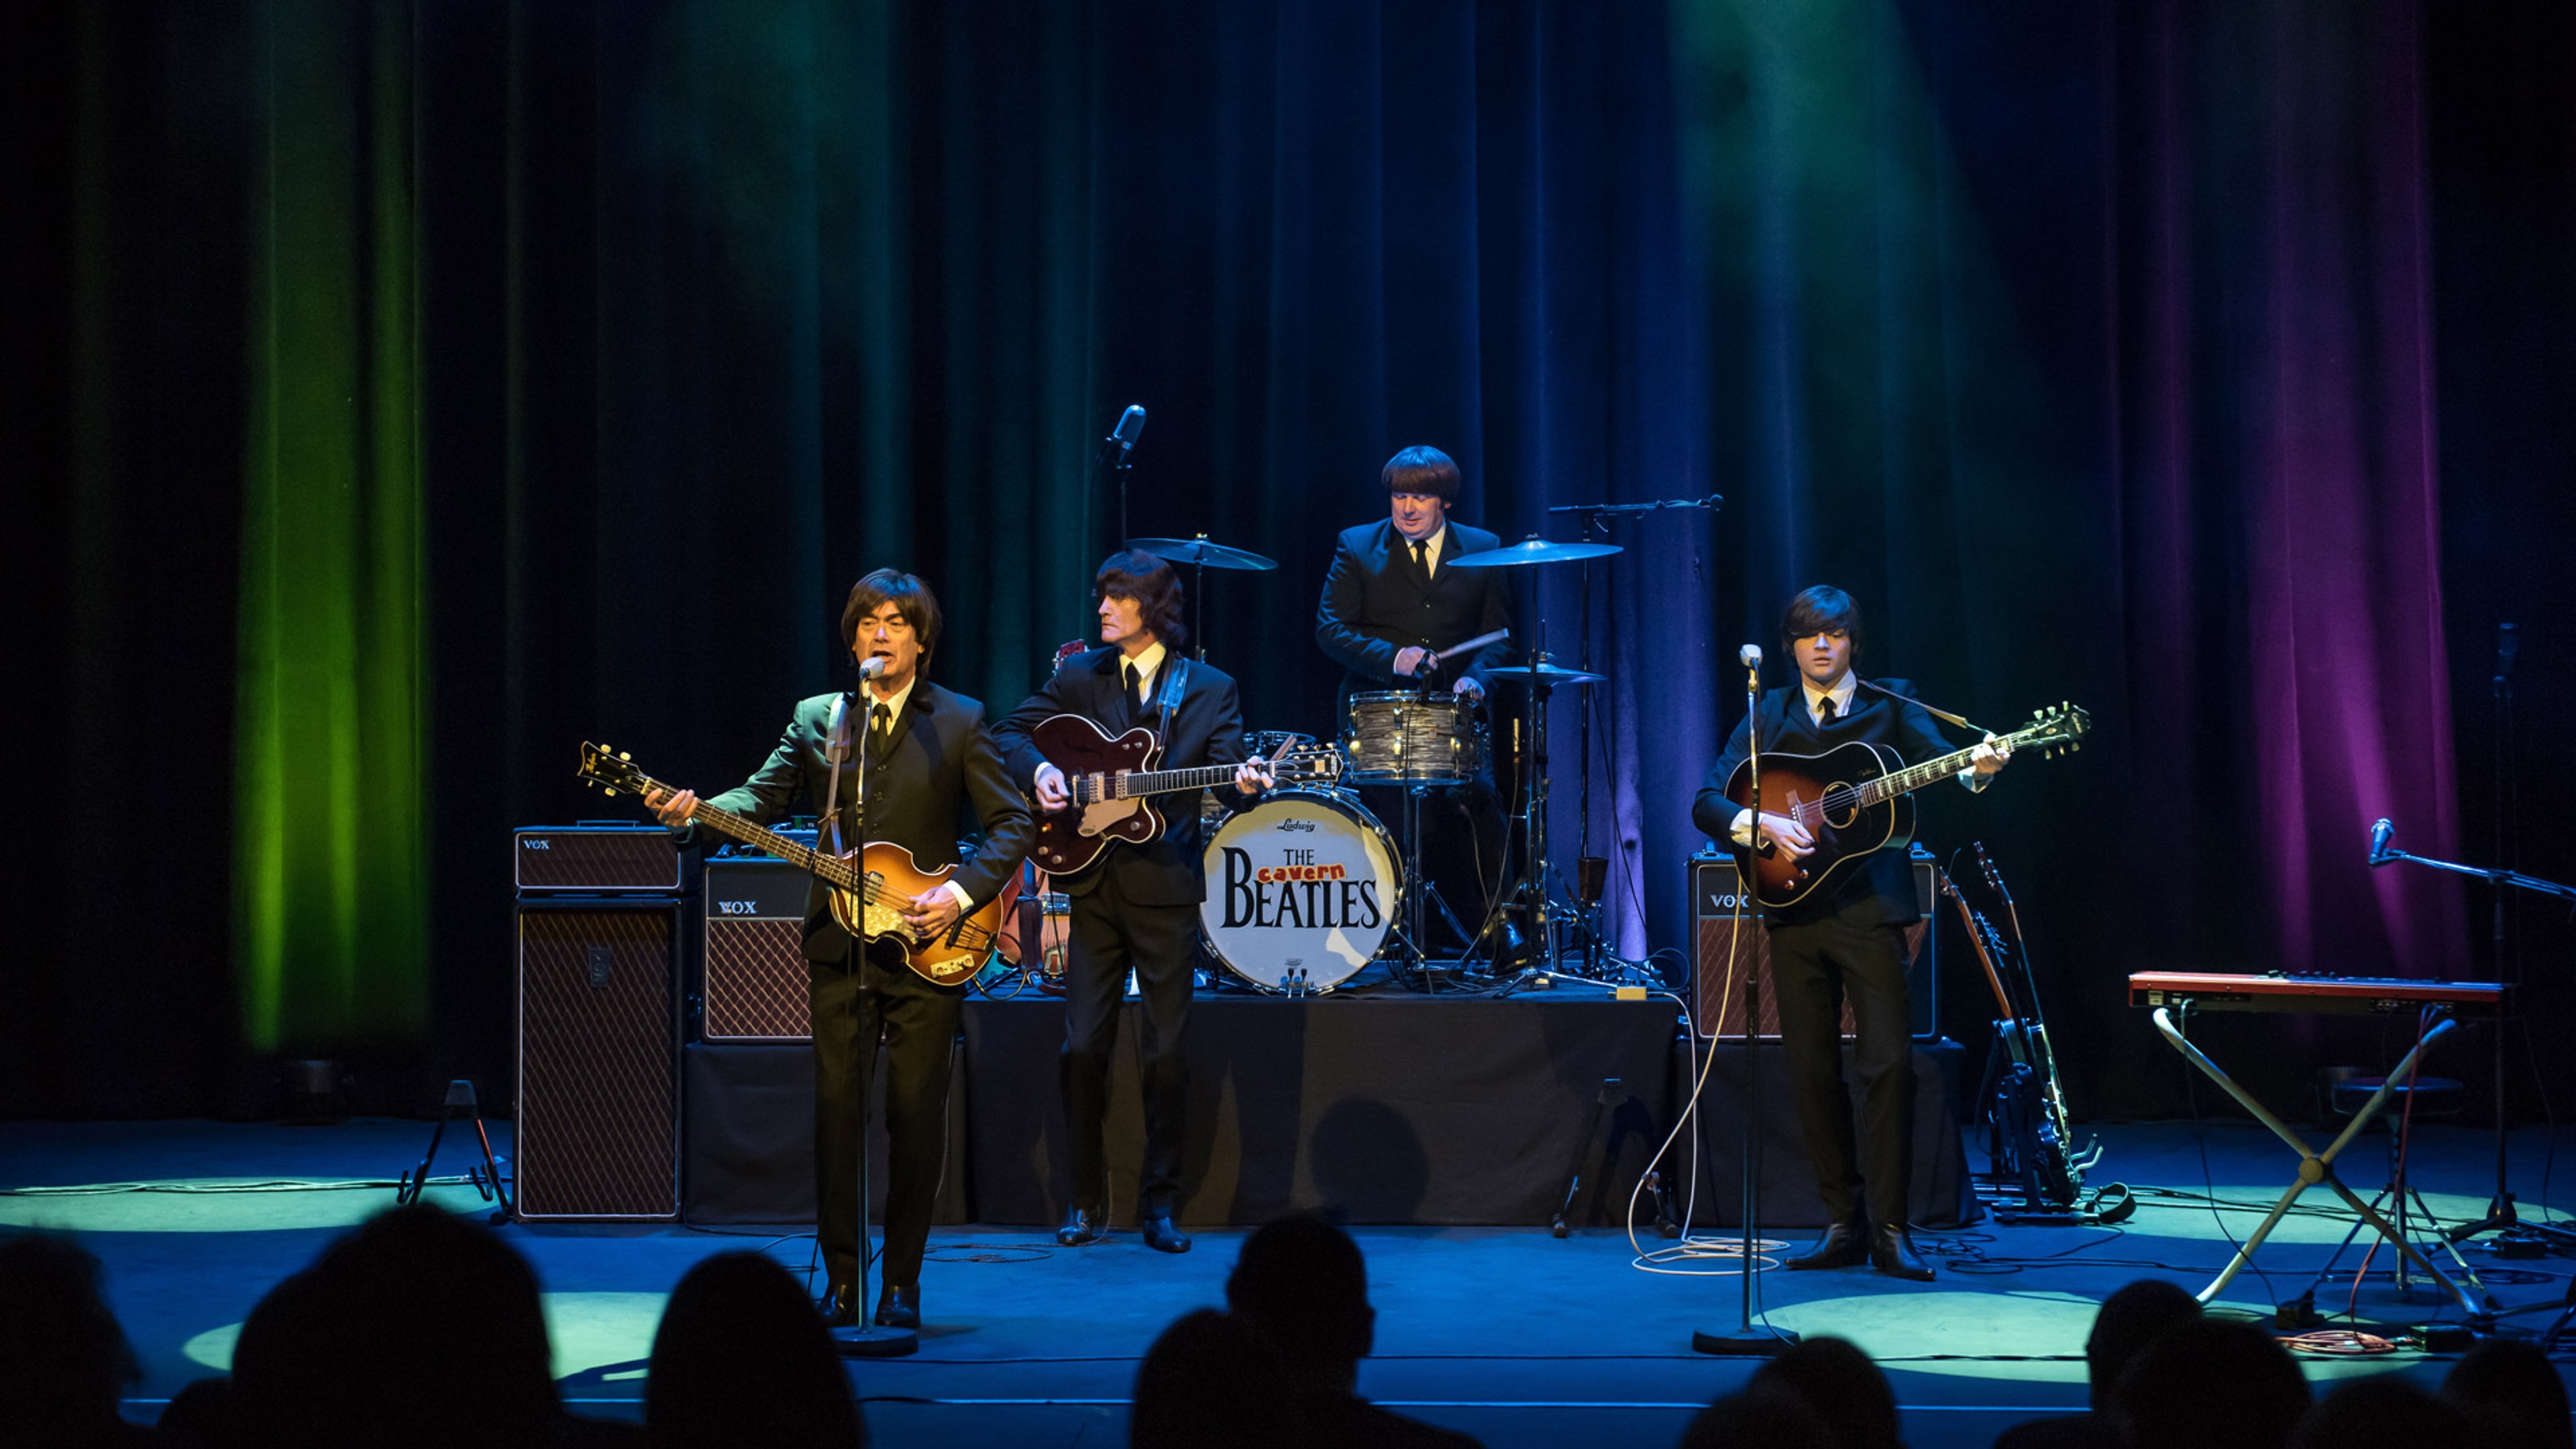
[
  {"xmin": 1691, "ymin": 855, "xmax": 1935, "ymax": 1040},
  {"xmin": 703, "ymin": 918, "xmax": 811, "ymax": 1040},
  {"xmin": 516, "ymin": 902, "xmax": 679, "ymax": 1218}
]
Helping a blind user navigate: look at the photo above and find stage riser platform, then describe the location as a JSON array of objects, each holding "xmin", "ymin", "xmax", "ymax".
[{"xmin": 674, "ymin": 997, "xmax": 1973, "ymax": 1230}]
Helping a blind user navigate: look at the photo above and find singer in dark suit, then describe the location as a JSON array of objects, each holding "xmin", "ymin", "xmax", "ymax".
[
  {"xmin": 994, "ymin": 551, "xmax": 1267, "ymax": 1255},
  {"xmin": 1314, "ymin": 445, "xmax": 1514, "ymax": 716},
  {"xmin": 1690, "ymin": 585, "xmax": 2009, "ymax": 1281},
  {"xmin": 648, "ymin": 570, "xmax": 1032, "ymax": 1331}
]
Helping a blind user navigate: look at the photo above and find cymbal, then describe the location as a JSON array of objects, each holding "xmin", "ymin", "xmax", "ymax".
[
  {"xmin": 1483, "ymin": 662, "xmax": 1607, "ymax": 686},
  {"xmin": 1446, "ymin": 535, "xmax": 1625, "ymax": 569},
  {"xmin": 1125, "ymin": 535, "xmax": 1279, "ymax": 571}
]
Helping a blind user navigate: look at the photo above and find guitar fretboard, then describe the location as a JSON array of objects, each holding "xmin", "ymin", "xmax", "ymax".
[
  {"xmin": 1809, "ymin": 722, "xmax": 2053, "ymax": 818},
  {"xmin": 1074, "ymin": 749, "xmax": 1330, "ymax": 804}
]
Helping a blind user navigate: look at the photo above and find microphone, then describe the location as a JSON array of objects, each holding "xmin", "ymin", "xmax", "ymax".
[
  {"xmin": 1739, "ymin": 644, "xmax": 1762, "ymax": 670},
  {"xmin": 857, "ymin": 655, "xmax": 888, "ymax": 682},
  {"xmin": 2498, "ymin": 623, "xmax": 2519, "ymax": 685},
  {"xmin": 2369, "ymin": 817, "xmax": 2395, "ymax": 864},
  {"xmin": 1103, "ymin": 405, "xmax": 1146, "ymax": 467}
]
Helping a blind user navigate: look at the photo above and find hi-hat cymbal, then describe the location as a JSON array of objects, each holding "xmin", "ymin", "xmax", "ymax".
[
  {"xmin": 1483, "ymin": 662, "xmax": 1607, "ymax": 686},
  {"xmin": 1446, "ymin": 535, "xmax": 1625, "ymax": 569},
  {"xmin": 1126, "ymin": 535, "xmax": 1279, "ymax": 571}
]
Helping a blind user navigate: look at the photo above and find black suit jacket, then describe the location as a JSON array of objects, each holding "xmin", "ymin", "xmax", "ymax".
[
  {"xmin": 704, "ymin": 682, "xmax": 1034, "ymax": 965},
  {"xmin": 1315, "ymin": 520, "xmax": 1513, "ymax": 714},
  {"xmin": 1690, "ymin": 678, "xmax": 1964, "ymax": 928},
  {"xmin": 993, "ymin": 647, "xmax": 1248, "ymax": 907}
]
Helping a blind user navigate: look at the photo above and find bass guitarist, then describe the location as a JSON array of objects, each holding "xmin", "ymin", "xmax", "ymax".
[
  {"xmin": 645, "ymin": 569, "xmax": 1032, "ymax": 1331},
  {"xmin": 994, "ymin": 549, "xmax": 1272, "ymax": 1256},
  {"xmin": 1689, "ymin": 584, "xmax": 2011, "ymax": 1281}
]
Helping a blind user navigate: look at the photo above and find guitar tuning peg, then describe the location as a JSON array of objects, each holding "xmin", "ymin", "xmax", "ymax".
[
  {"xmin": 619, "ymin": 751, "xmax": 631, "ymax": 761},
  {"xmin": 604, "ymin": 788, "xmax": 618, "ymax": 797}
]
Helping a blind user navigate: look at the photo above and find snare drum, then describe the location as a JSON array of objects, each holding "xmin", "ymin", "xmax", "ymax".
[
  {"xmin": 1198, "ymin": 789, "xmax": 1401, "ymax": 994},
  {"xmin": 1344, "ymin": 691, "xmax": 1484, "ymax": 786}
]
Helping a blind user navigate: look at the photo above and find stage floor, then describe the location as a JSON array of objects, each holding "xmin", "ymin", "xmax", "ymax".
[{"xmin": 7, "ymin": 1117, "xmax": 2576, "ymax": 1447}]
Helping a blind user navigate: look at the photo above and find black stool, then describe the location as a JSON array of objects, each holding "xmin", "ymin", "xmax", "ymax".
[{"xmin": 2302, "ymin": 1073, "xmax": 2484, "ymax": 1305}]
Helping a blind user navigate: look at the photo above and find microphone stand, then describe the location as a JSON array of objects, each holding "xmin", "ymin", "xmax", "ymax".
[
  {"xmin": 2369, "ymin": 828, "xmax": 2576, "ymax": 1258},
  {"xmin": 836, "ymin": 686, "xmax": 917, "ymax": 1356},
  {"xmin": 1695, "ymin": 649, "xmax": 1794, "ymax": 1356}
]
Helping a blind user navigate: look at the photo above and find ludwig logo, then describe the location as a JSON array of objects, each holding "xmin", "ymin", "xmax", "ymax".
[{"xmin": 1274, "ymin": 819, "xmax": 1318, "ymax": 833}]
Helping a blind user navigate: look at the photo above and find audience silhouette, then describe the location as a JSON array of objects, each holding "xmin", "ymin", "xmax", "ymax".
[
  {"xmin": 647, "ymin": 1251, "xmax": 864, "ymax": 1448},
  {"xmin": 0, "ymin": 1233, "xmax": 151, "ymax": 1448},
  {"xmin": 1224, "ymin": 1214, "xmax": 1483, "ymax": 1448},
  {"xmin": 20, "ymin": 1205, "xmax": 2576, "ymax": 1449},
  {"xmin": 1747, "ymin": 1336, "xmax": 1900, "ymax": 1449},
  {"xmin": 1994, "ymin": 1277, "xmax": 2202, "ymax": 1449},
  {"xmin": 1129, "ymin": 1307, "xmax": 1302, "ymax": 1449}
]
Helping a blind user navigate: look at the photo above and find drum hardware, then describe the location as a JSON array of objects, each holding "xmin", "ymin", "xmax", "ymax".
[{"xmin": 1125, "ymin": 533, "xmax": 1278, "ymax": 663}]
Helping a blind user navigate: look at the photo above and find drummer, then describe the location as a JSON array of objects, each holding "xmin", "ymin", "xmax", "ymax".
[{"xmin": 1314, "ymin": 445, "xmax": 1514, "ymax": 716}]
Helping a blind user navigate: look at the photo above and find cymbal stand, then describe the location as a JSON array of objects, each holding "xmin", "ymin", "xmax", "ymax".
[{"xmin": 1541, "ymin": 494, "xmax": 1724, "ymax": 984}]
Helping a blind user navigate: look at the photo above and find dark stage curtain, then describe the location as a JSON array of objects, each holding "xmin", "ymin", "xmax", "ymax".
[{"xmin": 11, "ymin": 1, "xmax": 2570, "ymax": 1121}]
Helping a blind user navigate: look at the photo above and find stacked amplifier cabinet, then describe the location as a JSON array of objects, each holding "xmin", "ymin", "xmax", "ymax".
[
  {"xmin": 1690, "ymin": 846, "xmax": 1937, "ymax": 1040},
  {"xmin": 513, "ymin": 824, "xmax": 683, "ymax": 1220}
]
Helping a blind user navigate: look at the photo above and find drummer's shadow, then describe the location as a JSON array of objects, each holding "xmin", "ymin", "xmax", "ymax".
[{"xmin": 1188, "ymin": 1010, "xmax": 1432, "ymax": 1226}]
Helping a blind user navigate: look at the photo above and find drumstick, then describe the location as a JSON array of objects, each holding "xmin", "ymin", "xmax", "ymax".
[
  {"xmin": 1407, "ymin": 629, "xmax": 1509, "ymax": 678},
  {"xmin": 1433, "ymin": 628, "xmax": 1511, "ymax": 663}
]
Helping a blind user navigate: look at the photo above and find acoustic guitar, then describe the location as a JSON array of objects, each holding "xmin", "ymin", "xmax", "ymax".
[
  {"xmin": 578, "ymin": 742, "xmax": 1016, "ymax": 986},
  {"xmin": 1722, "ymin": 702, "xmax": 2088, "ymax": 909}
]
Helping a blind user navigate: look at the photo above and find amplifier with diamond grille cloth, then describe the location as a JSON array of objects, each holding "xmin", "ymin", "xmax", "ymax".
[
  {"xmin": 700, "ymin": 856, "xmax": 814, "ymax": 1042},
  {"xmin": 514, "ymin": 898, "xmax": 680, "ymax": 1220},
  {"xmin": 514, "ymin": 825, "xmax": 680, "ymax": 894},
  {"xmin": 1690, "ymin": 848, "xmax": 1937, "ymax": 1040}
]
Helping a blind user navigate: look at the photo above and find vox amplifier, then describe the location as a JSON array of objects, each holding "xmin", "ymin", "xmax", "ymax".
[
  {"xmin": 514, "ymin": 898, "xmax": 680, "ymax": 1220},
  {"xmin": 514, "ymin": 824, "xmax": 680, "ymax": 894},
  {"xmin": 1690, "ymin": 847, "xmax": 1937, "ymax": 1040},
  {"xmin": 700, "ymin": 855, "xmax": 814, "ymax": 1042}
]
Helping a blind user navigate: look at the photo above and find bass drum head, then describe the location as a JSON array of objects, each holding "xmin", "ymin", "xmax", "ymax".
[{"xmin": 1199, "ymin": 788, "xmax": 1401, "ymax": 994}]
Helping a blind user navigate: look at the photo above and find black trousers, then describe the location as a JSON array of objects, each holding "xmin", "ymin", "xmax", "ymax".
[
  {"xmin": 1766, "ymin": 912, "xmax": 1916, "ymax": 1228},
  {"xmin": 809, "ymin": 941, "xmax": 960, "ymax": 1291},
  {"xmin": 1062, "ymin": 868, "xmax": 1199, "ymax": 1218}
]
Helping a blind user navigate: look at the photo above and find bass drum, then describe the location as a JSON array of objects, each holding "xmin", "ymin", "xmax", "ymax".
[{"xmin": 1199, "ymin": 789, "xmax": 1401, "ymax": 994}]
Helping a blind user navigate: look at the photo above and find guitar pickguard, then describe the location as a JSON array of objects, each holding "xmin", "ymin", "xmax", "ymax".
[{"xmin": 1079, "ymin": 798, "xmax": 1144, "ymax": 839}]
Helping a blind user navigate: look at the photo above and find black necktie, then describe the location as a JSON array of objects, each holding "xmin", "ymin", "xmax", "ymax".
[
  {"xmin": 1411, "ymin": 539, "xmax": 1429, "ymax": 580},
  {"xmin": 1816, "ymin": 696, "xmax": 1837, "ymax": 727},
  {"xmin": 1124, "ymin": 662, "xmax": 1144, "ymax": 724},
  {"xmin": 870, "ymin": 702, "xmax": 892, "ymax": 746}
]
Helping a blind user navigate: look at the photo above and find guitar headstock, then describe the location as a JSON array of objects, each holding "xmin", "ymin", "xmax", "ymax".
[
  {"xmin": 577, "ymin": 741, "xmax": 653, "ymax": 800},
  {"xmin": 1972, "ymin": 840, "xmax": 2015, "ymax": 908},
  {"xmin": 2014, "ymin": 702, "xmax": 2090, "ymax": 759},
  {"xmin": 1276, "ymin": 745, "xmax": 1347, "ymax": 784}
]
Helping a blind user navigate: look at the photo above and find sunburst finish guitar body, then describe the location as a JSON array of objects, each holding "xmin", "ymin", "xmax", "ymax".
[{"xmin": 577, "ymin": 742, "xmax": 1016, "ymax": 986}]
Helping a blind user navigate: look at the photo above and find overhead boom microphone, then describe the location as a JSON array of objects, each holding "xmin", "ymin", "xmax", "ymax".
[{"xmin": 2369, "ymin": 817, "xmax": 2395, "ymax": 865}]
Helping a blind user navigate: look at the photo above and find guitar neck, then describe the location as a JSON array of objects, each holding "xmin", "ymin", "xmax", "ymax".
[
  {"xmin": 1081, "ymin": 759, "xmax": 1279, "ymax": 804},
  {"xmin": 1854, "ymin": 724, "xmax": 2041, "ymax": 807},
  {"xmin": 647, "ymin": 774, "xmax": 863, "ymax": 892}
]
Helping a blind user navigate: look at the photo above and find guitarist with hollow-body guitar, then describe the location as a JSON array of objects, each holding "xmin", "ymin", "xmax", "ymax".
[
  {"xmin": 1690, "ymin": 586, "xmax": 2016, "ymax": 1284},
  {"xmin": 991, "ymin": 550, "xmax": 1275, "ymax": 1258}
]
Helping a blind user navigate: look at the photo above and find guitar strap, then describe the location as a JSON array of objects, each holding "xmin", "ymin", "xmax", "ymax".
[
  {"xmin": 1153, "ymin": 657, "xmax": 1191, "ymax": 744},
  {"xmin": 1855, "ymin": 676, "xmax": 1994, "ymax": 738}
]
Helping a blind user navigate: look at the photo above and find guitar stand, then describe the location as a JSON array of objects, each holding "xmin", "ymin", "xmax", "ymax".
[
  {"xmin": 397, "ymin": 1079, "xmax": 512, "ymax": 1225},
  {"xmin": 2152, "ymin": 1006, "xmax": 2475, "ymax": 1311}
]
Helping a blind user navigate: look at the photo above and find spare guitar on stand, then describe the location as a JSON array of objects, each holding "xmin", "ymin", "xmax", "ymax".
[{"xmin": 1943, "ymin": 845, "xmax": 2120, "ymax": 1224}]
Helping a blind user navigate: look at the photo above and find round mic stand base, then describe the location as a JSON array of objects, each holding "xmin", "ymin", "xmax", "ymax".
[{"xmin": 832, "ymin": 1323, "xmax": 918, "ymax": 1358}]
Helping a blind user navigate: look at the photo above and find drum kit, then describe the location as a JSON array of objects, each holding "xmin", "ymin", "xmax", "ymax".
[{"xmin": 985, "ymin": 531, "xmax": 1623, "ymax": 998}]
